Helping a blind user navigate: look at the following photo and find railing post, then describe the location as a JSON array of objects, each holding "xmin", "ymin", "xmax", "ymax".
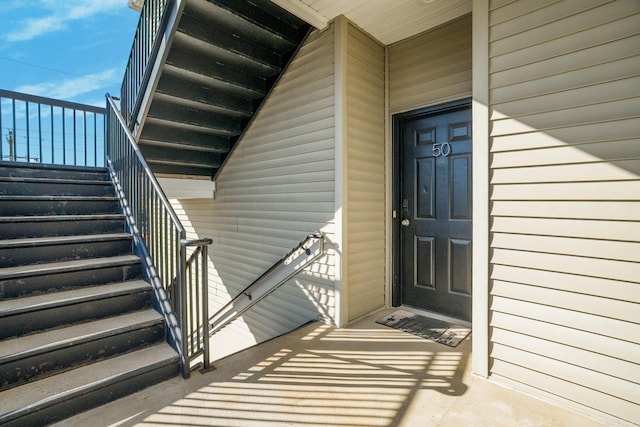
[
  {"xmin": 180, "ymin": 238, "xmax": 213, "ymax": 373},
  {"xmin": 201, "ymin": 244, "xmax": 211, "ymax": 372},
  {"xmin": 179, "ymin": 240, "xmax": 189, "ymax": 378}
]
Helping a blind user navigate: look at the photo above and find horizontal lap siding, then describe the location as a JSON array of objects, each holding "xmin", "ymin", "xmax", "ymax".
[
  {"xmin": 170, "ymin": 26, "xmax": 337, "ymax": 360},
  {"xmin": 488, "ymin": 0, "xmax": 640, "ymax": 423},
  {"xmin": 389, "ymin": 14, "xmax": 472, "ymax": 114},
  {"xmin": 345, "ymin": 23, "xmax": 385, "ymax": 321}
]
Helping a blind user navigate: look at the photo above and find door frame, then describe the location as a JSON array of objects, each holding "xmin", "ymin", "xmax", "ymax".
[{"xmin": 391, "ymin": 97, "xmax": 472, "ymax": 308}]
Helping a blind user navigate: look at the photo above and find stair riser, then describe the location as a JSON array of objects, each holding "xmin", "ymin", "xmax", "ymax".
[
  {"xmin": 0, "ymin": 199, "xmax": 120, "ymax": 216},
  {"xmin": 0, "ymin": 323, "xmax": 165, "ymax": 391},
  {"xmin": 0, "ymin": 181, "xmax": 114, "ymax": 197},
  {"xmin": 0, "ymin": 165, "xmax": 109, "ymax": 181},
  {"xmin": 0, "ymin": 218, "xmax": 126, "ymax": 239},
  {"xmin": 0, "ymin": 239, "xmax": 132, "ymax": 268},
  {"xmin": 0, "ymin": 290, "xmax": 153, "ymax": 339},
  {"xmin": 1, "ymin": 360, "xmax": 179, "ymax": 427},
  {"xmin": 0, "ymin": 263, "xmax": 142, "ymax": 299}
]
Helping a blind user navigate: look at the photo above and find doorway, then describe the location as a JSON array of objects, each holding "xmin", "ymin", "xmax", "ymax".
[{"xmin": 393, "ymin": 99, "xmax": 472, "ymax": 321}]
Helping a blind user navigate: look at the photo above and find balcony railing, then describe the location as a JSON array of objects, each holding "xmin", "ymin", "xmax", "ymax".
[
  {"xmin": 120, "ymin": 0, "xmax": 173, "ymax": 128},
  {"xmin": 0, "ymin": 89, "xmax": 104, "ymax": 166},
  {"xmin": 106, "ymin": 94, "xmax": 211, "ymax": 376}
]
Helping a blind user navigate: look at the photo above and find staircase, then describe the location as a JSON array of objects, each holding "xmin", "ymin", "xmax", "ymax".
[
  {"xmin": 126, "ymin": 0, "xmax": 311, "ymax": 178},
  {"xmin": 0, "ymin": 162, "xmax": 180, "ymax": 426}
]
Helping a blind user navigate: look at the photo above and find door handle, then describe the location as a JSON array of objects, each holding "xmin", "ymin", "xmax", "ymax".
[{"xmin": 401, "ymin": 219, "xmax": 410, "ymax": 227}]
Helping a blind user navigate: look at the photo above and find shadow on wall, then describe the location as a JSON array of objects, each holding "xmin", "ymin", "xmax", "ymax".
[
  {"xmin": 486, "ymin": 67, "xmax": 639, "ymax": 425},
  {"xmin": 172, "ymin": 197, "xmax": 338, "ymax": 361}
]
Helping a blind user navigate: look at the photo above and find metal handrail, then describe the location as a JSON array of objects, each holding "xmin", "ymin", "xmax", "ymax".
[
  {"xmin": 120, "ymin": 0, "xmax": 173, "ymax": 128},
  {"xmin": 0, "ymin": 89, "xmax": 105, "ymax": 166},
  {"xmin": 106, "ymin": 94, "xmax": 211, "ymax": 377},
  {"xmin": 209, "ymin": 232, "xmax": 326, "ymax": 337}
]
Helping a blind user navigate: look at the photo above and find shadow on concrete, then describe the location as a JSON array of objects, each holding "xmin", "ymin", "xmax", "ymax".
[{"xmin": 58, "ymin": 314, "xmax": 471, "ymax": 427}]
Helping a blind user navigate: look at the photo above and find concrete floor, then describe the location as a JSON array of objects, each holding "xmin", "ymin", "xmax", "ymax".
[{"xmin": 57, "ymin": 309, "xmax": 606, "ymax": 427}]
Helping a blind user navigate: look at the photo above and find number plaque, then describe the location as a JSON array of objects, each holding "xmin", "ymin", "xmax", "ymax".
[{"xmin": 432, "ymin": 142, "xmax": 451, "ymax": 157}]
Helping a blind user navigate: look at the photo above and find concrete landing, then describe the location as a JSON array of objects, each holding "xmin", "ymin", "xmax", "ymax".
[{"xmin": 56, "ymin": 309, "xmax": 606, "ymax": 426}]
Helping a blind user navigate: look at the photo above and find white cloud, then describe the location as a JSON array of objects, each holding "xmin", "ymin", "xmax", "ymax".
[
  {"xmin": 4, "ymin": 0, "xmax": 125, "ymax": 42},
  {"xmin": 0, "ymin": 1, "xmax": 29, "ymax": 13},
  {"xmin": 66, "ymin": 0, "xmax": 123, "ymax": 19},
  {"xmin": 7, "ymin": 15, "xmax": 65, "ymax": 42},
  {"xmin": 15, "ymin": 68, "xmax": 119, "ymax": 101}
]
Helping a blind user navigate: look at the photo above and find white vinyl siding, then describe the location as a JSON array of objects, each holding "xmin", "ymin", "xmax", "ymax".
[
  {"xmin": 388, "ymin": 14, "xmax": 472, "ymax": 114},
  {"xmin": 169, "ymin": 25, "xmax": 337, "ymax": 361},
  {"xmin": 487, "ymin": 0, "xmax": 640, "ymax": 424},
  {"xmin": 344, "ymin": 22, "xmax": 385, "ymax": 321}
]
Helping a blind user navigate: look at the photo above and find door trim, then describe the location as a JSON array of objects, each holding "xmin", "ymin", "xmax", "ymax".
[{"xmin": 391, "ymin": 97, "xmax": 472, "ymax": 307}]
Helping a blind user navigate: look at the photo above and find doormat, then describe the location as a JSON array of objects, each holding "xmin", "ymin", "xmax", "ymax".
[{"xmin": 376, "ymin": 310, "xmax": 470, "ymax": 347}]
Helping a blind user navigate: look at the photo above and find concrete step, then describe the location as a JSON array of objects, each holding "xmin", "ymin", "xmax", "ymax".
[
  {"xmin": 0, "ymin": 280, "xmax": 152, "ymax": 339},
  {"xmin": 0, "ymin": 162, "xmax": 109, "ymax": 181},
  {"xmin": 0, "ymin": 309, "xmax": 165, "ymax": 390},
  {"xmin": 0, "ymin": 195, "xmax": 120, "ymax": 216},
  {"xmin": 0, "ymin": 214, "xmax": 126, "ymax": 239},
  {"xmin": 0, "ymin": 255, "xmax": 142, "ymax": 299},
  {"xmin": 0, "ymin": 177, "xmax": 115, "ymax": 196},
  {"xmin": 0, "ymin": 343, "xmax": 180, "ymax": 426},
  {"xmin": 0, "ymin": 233, "xmax": 132, "ymax": 267}
]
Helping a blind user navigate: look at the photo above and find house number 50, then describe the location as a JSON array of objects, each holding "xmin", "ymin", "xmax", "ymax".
[{"xmin": 433, "ymin": 142, "xmax": 451, "ymax": 157}]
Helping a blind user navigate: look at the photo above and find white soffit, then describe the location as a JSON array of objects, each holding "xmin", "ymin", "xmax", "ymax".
[
  {"xmin": 271, "ymin": 0, "xmax": 472, "ymax": 45},
  {"xmin": 157, "ymin": 177, "xmax": 215, "ymax": 199}
]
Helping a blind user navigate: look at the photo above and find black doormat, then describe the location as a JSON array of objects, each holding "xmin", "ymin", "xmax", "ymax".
[{"xmin": 376, "ymin": 310, "xmax": 470, "ymax": 347}]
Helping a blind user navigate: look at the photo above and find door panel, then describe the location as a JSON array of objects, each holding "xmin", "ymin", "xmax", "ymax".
[
  {"xmin": 416, "ymin": 157, "xmax": 435, "ymax": 218},
  {"xmin": 450, "ymin": 238, "xmax": 472, "ymax": 295},
  {"xmin": 399, "ymin": 105, "xmax": 472, "ymax": 321},
  {"xmin": 415, "ymin": 236, "xmax": 435, "ymax": 288},
  {"xmin": 450, "ymin": 154, "xmax": 471, "ymax": 219}
]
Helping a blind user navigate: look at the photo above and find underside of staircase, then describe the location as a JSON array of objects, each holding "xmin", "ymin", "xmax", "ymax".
[
  {"xmin": 0, "ymin": 162, "xmax": 180, "ymax": 426},
  {"xmin": 134, "ymin": 0, "xmax": 311, "ymax": 178}
]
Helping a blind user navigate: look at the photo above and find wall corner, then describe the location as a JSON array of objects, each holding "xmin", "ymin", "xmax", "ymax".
[
  {"xmin": 333, "ymin": 15, "xmax": 349, "ymax": 327},
  {"xmin": 471, "ymin": 0, "xmax": 490, "ymax": 379}
]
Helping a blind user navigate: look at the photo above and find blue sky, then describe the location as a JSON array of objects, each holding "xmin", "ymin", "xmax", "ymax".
[{"xmin": 0, "ymin": 0, "xmax": 140, "ymax": 107}]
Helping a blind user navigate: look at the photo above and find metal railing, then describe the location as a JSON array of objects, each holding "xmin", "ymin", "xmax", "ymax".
[
  {"xmin": 182, "ymin": 238, "xmax": 212, "ymax": 371},
  {"xmin": 106, "ymin": 94, "xmax": 211, "ymax": 376},
  {"xmin": 209, "ymin": 233, "xmax": 326, "ymax": 337},
  {"xmin": 120, "ymin": 0, "xmax": 173, "ymax": 127},
  {"xmin": 0, "ymin": 89, "xmax": 105, "ymax": 166}
]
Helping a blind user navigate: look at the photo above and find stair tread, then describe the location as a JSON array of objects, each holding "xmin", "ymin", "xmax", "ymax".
[
  {"xmin": 0, "ymin": 195, "xmax": 117, "ymax": 200},
  {"xmin": 0, "ymin": 280, "xmax": 151, "ymax": 317},
  {"xmin": 0, "ymin": 233, "xmax": 131, "ymax": 248},
  {"xmin": 0, "ymin": 177, "xmax": 110, "ymax": 185},
  {"xmin": 0, "ymin": 309, "xmax": 163, "ymax": 361},
  {"xmin": 0, "ymin": 255, "xmax": 140, "ymax": 279},
  {"xmin": 0, "ymin": 214, "xmax": 124, "ymax": 223},
  {"xmin": 0, "ymin": 343, "xmax": 178, "ymax": 416},
  {"xmin": 0, "ymin": 162, "xmax": 108, "ymax": 173}
]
